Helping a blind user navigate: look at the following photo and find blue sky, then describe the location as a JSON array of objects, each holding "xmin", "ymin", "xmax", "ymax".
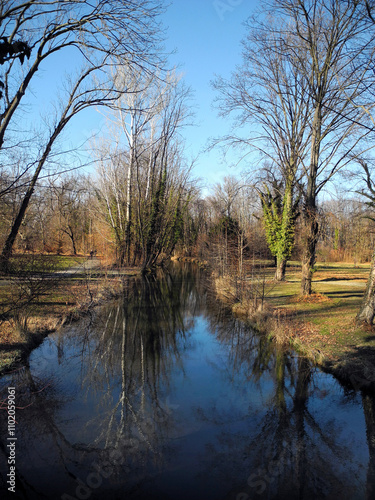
[
  {"xmin": 23, "ymin": 1, "xmax": 258, "ymax": 191},
  {"xmin": 162, "ymin": 0, "xmax": 258, "ymax": 189}
]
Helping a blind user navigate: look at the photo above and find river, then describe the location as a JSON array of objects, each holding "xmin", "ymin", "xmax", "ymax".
[{"xmin": 0, "ymin": 262, "xmax": 374, "ymax": 499}]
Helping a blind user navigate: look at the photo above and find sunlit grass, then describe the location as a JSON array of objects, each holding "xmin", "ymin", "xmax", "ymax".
[
  {"xmin": 261, "ymin": 260, "xmax": 375, "ymax": 367},
  {"xmin": 7, "ymin": 253, "xmax": 87, "ymax": 272},
  {"xmin": 0, "ymin": 254, "xmax": 136, "ymax": 373}
]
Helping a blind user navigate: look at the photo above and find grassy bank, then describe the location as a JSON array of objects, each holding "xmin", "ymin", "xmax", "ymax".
[
  {"xmin": 3, "ymin": 256, "xmax": 374, "ymax": 389},
  {"xmin": 0, "ymin": 255, "xmax": 140, "ymax": 374},
  {"xmin": 214, "ymin": 261, "xmax": 375, "ymax": 389}
]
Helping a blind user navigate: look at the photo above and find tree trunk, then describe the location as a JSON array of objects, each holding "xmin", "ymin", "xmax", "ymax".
[
  {"xmin": 1, "ymin": 115, "xmax": 69, "ymax": 271},
  {"xmin": 300, "ymin": 204, "xmax": 319, "ymax": 295},
  {"xmin": 293, "ymin": 357, "xmax": 311, "ymax": 500},
  {"xmin": 118, "ymin": 242, "xmax": 126, "ymax": 268},
  {"xmin": 1, "ymin": 170, "xmax": 43, "ymax": 270},
  {"xmin": 300, "ymin": 101, "xmax": 321, "ymax": 295},
  {"xmin": 64, "ymin": 227, "xmax": 77, "ymax": 256},
  {"xmin": 125, "ymin": 208, "xmax": 132, "ymax": 266},
  {"xmin": 125, "ymin": 114, "xmax": 134, "ymax": 266},
  {"xmin": 275, "ymin": 256, "xmax": 287, "ymax": 281},
  {"xmin": 357, "ymin": 248, "xmax": 375, "ymax": 325},
  {"xmin": 0, "ymin": 194, "xmax": 31, "ymax": 270},
  {"xmin": 70, "ymin": 235, "xmax": 77, "ymax": 256}
]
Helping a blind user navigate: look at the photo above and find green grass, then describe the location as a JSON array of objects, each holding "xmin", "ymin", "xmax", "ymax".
[
  {"xmin": 7, "ymin": 254, "xmax": 87, "ymax": 272},
  {"xmin": 256, "ymin": 260, "xmax": 375, "ymax": 375},
  {"xmin": 44, "ymin": 254, "xmax": 87, "ymax": 270}
]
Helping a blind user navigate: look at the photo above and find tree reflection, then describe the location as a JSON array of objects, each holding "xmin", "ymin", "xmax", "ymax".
[
  {"xmin": 79, "ymin": 272, "xmax": 194, "ymax": 462},
  {"xmin": 362, "ymin": 391, "xmax": 375, "ymax": 500},
  {"xmin": 0, "ymin": 264, "xmax": 202, "ymax": 498},
  {"xmin": 0, "ymin": 264, "xmax": 375, "ymax": 499},
  {"xmin": 196, "ymin": 315, "xmax": 365, "ymax": 500},
  {"xmin": 0, "ymin": 365, "xmax": 98, "ymax": 498}
]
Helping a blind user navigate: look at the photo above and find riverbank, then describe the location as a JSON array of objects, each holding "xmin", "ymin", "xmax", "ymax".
[
  {"xmin": 214, "ymin": 261, "xmax": 375, "ymax": 390},
  {"xmin": 3, "ymin": 257, "xmax": 374, "ymax": 389},
  {"xmin": 171, "ymin": 255, "xmax": 209, "ymax": 268},
  {"xmin": 0, "ymin": 255, "xmax": 140, "ymax": 374}
]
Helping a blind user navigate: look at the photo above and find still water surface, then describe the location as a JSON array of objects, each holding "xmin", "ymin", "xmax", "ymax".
[{"xmin": 0, "ymin": 263, "xmax": 374, "ymax": 499}]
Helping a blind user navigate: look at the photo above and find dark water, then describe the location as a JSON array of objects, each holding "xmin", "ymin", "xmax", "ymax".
[{"xmin": 0, "ymin": 263, "xmax": 374, "ymax": 499}]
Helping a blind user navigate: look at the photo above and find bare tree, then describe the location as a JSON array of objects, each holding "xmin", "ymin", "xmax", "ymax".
[
  {"xmin": 0, "ymin": 0, "xmax": 165, "ymax": 149},
  {"xmin": 49, "ymin": 174, "xmax": 89, "ymax": 255},
  {"xmin": 210, "ymin": 176, "xmax": 241, "ymax": 220},
  {"xmin": 139, "ymin": 76, "xmax": 193, "ymax": 271},
  {"xmin": 1, "ymin": 64, "xmax": 120, "ymax": 267},
  {"xmin": 271, "ymin": 0, "xmax": 375, "ymax": 294},
  {"xmin": 94, "ymin": 71, "xmax": 195, "ymax": 270},
  {"xmin": 212, "ymin": 14, "xmax": 311, "ymax": 282},
  {"xmin": 111, "ymin": 67, "xmax": 165, "ymax": 265},
  {"xmin": 355, "ymin": 160, "xmax": 375, "ymax": 324},
  {"xmin": 0, "ymin": 0, "xmax": 167, "ymax": 268},
  {"xmin": 344, "ymin": 1, "xmax": 375, "ymax": 324},
  {"xmin": 213, "ymin": 0, "xmax": 375, "ymax": 292}
]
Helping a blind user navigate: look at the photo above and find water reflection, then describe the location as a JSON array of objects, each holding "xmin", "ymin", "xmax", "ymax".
[
  {"xmin": 0, "ymin": 263, "xmax": 373, "ymax": 499},
  {"xmin": 196, "ymin": 308, "xmax": 367, "ymax": 499}
]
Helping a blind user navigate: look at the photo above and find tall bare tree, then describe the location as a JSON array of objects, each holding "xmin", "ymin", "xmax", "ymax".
[
  {"xmin": 94, "ymin": 71, "xmax": 195, "ymax": 270},
  {"xmin": 271, "ymin": 0, "xmax": 375, "ymax": 294},
  {"xmin": 355, "ymin": 161, "xmax": 375, "ymax": 324},
  {"xmin": 0, "ymin": 0, "xmax": 165, "ymax": 149},
  {"xmin": 212, "ymin": 15, "xmax": 311, "ymax": 282},
  {"xmin": 214, "ymin": 0, "xmax": 375, "ymax": 292},
  {"xmin": 0, "ymin": 0, "xmax": 167, "ymax": 268},
  {"xmin": 346, "ymin": 1, "xmax": 375, "ymax": 324},
  {"xmin": 49, "ymin": 174, "xmax": 89, "ymax": 256}
]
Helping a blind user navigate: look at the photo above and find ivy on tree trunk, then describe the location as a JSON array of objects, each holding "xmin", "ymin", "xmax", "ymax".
[{"xmin": 260, "ymin": 179, "xmax": 299, "ymax": 282}]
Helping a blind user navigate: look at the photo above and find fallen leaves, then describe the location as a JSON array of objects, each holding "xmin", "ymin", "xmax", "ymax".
[{"xmin": 294, "ymin": 293, "xmax": 331, "ymax": 304}]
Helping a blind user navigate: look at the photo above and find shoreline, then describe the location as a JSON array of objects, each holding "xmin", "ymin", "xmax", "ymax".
[
  {"xmin": 2, "ymin": 258, "xmax": 375, "ymax": 392},
  {"xmin": 228, "ymin": 297, "xmax": 375, "ymax": 391},
  {"xmin": 212, "ymin": 265, "xmax": 375, "ymax": 392},
  {"xmin": 0, "ymin": 264, "xmax": 140, "ymax": 375}
]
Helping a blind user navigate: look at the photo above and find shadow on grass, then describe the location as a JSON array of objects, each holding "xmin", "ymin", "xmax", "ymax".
[
  {"xmin": 325, "ymin": 291, "xmax": 363, "ymax": 299},
  {"xmin": 290, "ymin": 304, "xmax": 359, "ymax": 319},
  {"xmin": 36, "ymin": 301, "xmax": 75, "ymax": 306},
  {"xmin": 323, "ymin": 344, "xmax": 375, "ymax": 391},
  {"xmin": 0, "ymin": 343, "xmax": 24, "ymax": 351},
  {"xmin": 318, "ymin": 277, "xmax": 366, "ymax": 281},
  {"xmin": 268, "ymin": 294, "xmax": 299, "ymax": 301},
  {"xmin": 269, "ymin": 291, "xmax": 363, "ymax": 303}
]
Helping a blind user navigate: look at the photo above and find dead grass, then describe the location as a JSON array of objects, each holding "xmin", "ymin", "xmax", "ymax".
[
  {"xmin": 293, "ymin": 292, "xmax": 331, "ymax": 304},
  {"xmin": 0, "ymin": 256, "xmax": 138, "ymax": 374},
  {"xmin": 214, "ymin": 276, "xmax": 238, "ymax": 303},
  {"xmin": 221, "ymin": 260, "xmax": 375, "ymax": 384}
]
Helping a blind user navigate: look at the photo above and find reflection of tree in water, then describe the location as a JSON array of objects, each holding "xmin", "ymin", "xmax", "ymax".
[
  {"xmin": 204, "ymin": 302, "xmax": 276, "ymax": 388},
  {"xmin": 0, "ymin": 365, "xmax": 98, "ymax": 498},
  {"xmin": 362, "ymin": 390, "xmax": 375, "ymax": 500},
  {"xmin": 195, "ymin": 315, "xmax": 365, "ymax": 500},
  {"xmin": 0, "ymin": 264, "xmax": 204, "ymax": 498},
  {"xmin": 2, "ymin": 263, "xmax": 375, "ymax": 499},
  {"xmin": 79, "ymin": 269, "xmax": 199, "ymax": 458}
]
